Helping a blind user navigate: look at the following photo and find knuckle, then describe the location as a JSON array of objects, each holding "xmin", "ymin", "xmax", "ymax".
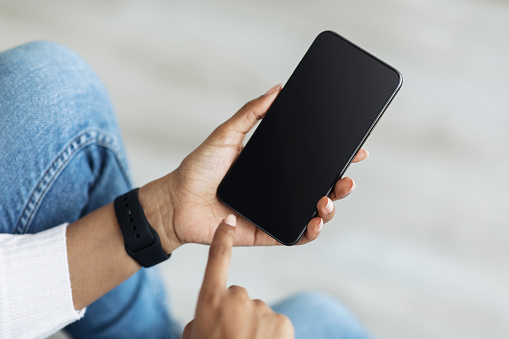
[
  {"xmin": 219, "ymin": 224, "xmax": 235, "ymax": 236},
  {"xmin": 240, "ymin": 99, "xmax": 257, "ymax": 112},
  {"xmin": 211, "ymin": 124, "xmax": 228, "ymax": 139},
  {"xmin": 248, "ymin": 108, "xmax": 263, "ymax": 122},
  {"xmin": 253, "ymin": 298, "xmax": 265, "ymax": 306},
  {"xmin": 200, "ymin": 290, "xmax": 219, "ymax": 306},
  {"xmin": 182, "ymin": 321, "xmax": 193, "ymax": 338},
  {"xmin": 213, "ymin": 225, "xmax": 235, "ymax": 242},
  {"xmin": 228, "ymin": 284, "xmax": 246, "ymax": 293},
  {"xmin": 228, "ymin": 285, "xmax": 248, "ymax": 298},
  {"xmin": 209, "ymin": 243, "xmax": 229, "ymax": 258},
  {"xmin": 275, "ymin": 313, "xmax": 293, "ymax": 329},
  {"xmin": 209, "ymin": 125, "xmax": 240, "ymax": 148},
  {"xmin": 253, "ymin": 299, "xmax": 270, "ymax": 311}
]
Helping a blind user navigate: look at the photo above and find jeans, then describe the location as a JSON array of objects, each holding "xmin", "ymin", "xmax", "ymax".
[{"xmin": 0, "ymin": 41, "xmax": 373, "ymax": 339}]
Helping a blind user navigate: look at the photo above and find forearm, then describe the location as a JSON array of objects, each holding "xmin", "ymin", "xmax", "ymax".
[
  {"xmin": 66, "ymin": 177, "xmax": 179, "ymax": 310},
  {"xmin": 66, "ymin": 202, "xmax": 139, "ymax": 310}
]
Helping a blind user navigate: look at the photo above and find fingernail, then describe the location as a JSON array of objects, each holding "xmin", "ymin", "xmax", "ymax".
[
  {"xmin": 317, "ymin": 218, "xmax": 323, "ymax": 233},
  {"xmin": 264, "ymin": 83, "xmax": 281, "ymax": 96},
  {"xmin": 325, "ymin": 198, "xmax": 333, "ymax": 213},
  {"xmin": 364, "ymin": 149, "xmax": 369, "ymax": 159},
  {"xmin": 348, "ymin": 180, "xmax": 356, "ymax": 194},
  {"xmin": 224, "ymin": 214, "xmax": 237, "ymax": 227}
]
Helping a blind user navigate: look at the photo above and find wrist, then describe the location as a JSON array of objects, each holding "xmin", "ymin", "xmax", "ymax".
[{"xmin": 138, "ymin": 176, "xmax": 181, "ymax": 254}]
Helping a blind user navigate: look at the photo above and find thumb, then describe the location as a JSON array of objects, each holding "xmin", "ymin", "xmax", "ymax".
[{"xmin": 223, "ymin": 84, "xmax": 282, "ymax": 135}]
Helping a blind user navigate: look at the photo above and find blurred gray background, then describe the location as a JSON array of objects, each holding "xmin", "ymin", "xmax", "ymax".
[{"xmin": 1, "ymin": 0, "xmax": 508, "ymax": 338}]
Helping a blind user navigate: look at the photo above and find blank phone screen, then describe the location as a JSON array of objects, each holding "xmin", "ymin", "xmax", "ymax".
[{"xmin": 217, "ymin": 31, "xmax": 402, "ymax": 245}]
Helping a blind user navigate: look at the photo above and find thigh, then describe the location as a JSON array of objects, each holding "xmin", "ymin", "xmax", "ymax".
[
  {"xmin": 0, "ymin": 40, "xmax": 129, "ymax": 234},
  {"xmin": 0, "ymin": 41, "xmax": 181, "ymax": 338},
  {"xmin": 272, "ymin": 291, "xmax": 375, "ymax": 339}
]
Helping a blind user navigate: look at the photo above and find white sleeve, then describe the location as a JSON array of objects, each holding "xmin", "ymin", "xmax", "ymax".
[{"xmin": 0, "ymin": 224, "xmax": 86, "ymax": 339}]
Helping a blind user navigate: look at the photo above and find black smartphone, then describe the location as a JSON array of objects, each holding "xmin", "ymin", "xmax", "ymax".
[{"xmin": 217, "ymin": 30, "xmax": 402, "ymax": 245}]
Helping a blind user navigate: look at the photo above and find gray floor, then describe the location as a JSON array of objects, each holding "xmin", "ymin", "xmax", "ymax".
[{"xmin": 2, "ymin": 1, "xmax": 509, "ymax": 338}]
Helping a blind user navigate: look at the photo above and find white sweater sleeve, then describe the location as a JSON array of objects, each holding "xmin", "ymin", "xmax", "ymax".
[{"xmin": 0, "ymin": 224, "xmax": 86, "ymax": 339}]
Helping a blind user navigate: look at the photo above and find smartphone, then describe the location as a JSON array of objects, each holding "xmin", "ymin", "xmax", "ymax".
[{"xmin": 217, "ymin": 30, "xmax": 402, "ymax": 245}]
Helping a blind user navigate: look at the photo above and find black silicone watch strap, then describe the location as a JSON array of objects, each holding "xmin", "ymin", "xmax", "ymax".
[{"xmin": 114, "ymin": 188, "xmax": 170, "ymax": 267}]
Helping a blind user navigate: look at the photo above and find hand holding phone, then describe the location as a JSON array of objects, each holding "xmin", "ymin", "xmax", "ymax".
[
  {"xmin": 153, "ymin": 84, "xmax": 360, "ymax": 252},
  {"xmin": 148, "ymin": 31, "xmax": 389, "ymax": 252},
  {"xmin": 217, "ymin": 31, "xmax": 402, "ymax": 245}
]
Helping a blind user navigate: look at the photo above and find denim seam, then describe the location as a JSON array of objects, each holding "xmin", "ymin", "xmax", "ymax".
[{"xmin": 14, "ymin": 128, "xmax": 131, "ymax": 234}]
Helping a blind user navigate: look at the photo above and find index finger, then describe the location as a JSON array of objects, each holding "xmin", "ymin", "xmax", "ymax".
[{"xmin": 198, "ymin": 214, "xmax": 237, "ymax": 303}]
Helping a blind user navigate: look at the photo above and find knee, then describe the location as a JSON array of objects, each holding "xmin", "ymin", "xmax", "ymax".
[
  {"xmin": 294, "ymin": 291, "xmax": 361, "ymax": 320},
  {"xmin": 284, "ymin": 291, "xmax": 347, "ymax": 313},
  {"xmin": 273, "ymin": 291, "xmax": 372, "ymax": 338},
  {"xmin": 0, "ymin": 40, "xmax": 96, "ymax": 87},
  {"xmin": 0, "ymin": 40, "xmax": 115, "ymax": 135},
  {"xmin": 4, "ymin": 40, "xmax": 78, "ymax": 62}
]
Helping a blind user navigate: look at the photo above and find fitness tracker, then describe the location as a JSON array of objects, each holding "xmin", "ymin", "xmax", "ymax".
[{"xmin": 114, "ymin": 188, "xmax": 171, "ymax": 267}]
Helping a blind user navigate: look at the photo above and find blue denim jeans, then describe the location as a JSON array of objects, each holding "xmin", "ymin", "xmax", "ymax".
[{"xmin": 0, "ymin": 41, "xmax": 373, "ymax": 339}]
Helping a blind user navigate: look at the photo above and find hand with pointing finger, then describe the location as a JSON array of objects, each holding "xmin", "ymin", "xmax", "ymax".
[{"xmin": 182, "ymin": 214, "xmax": 294, "ymax": 339}]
